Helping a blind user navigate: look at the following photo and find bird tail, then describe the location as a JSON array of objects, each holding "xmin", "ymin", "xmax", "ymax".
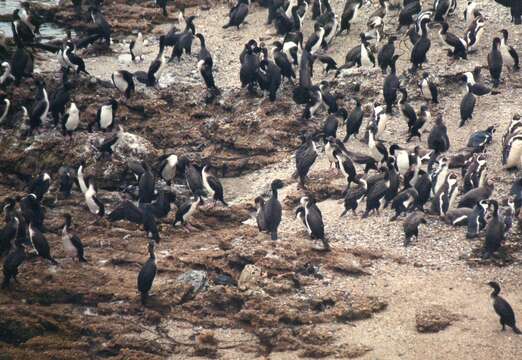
[
  {"xmin": 222, "ymin": 23, "xmax": 231, "ymax": 29},
  {"xmin": 271, "ymin": 230, "xmax": 278, "ymax": 241},
  {"xmin": 340, "ymin": 209, "xmax": 348, "ymax": 217}
]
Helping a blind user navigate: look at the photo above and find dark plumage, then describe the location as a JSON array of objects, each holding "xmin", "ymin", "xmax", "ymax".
[
  {"xmin": 137, "ymin": 240, "xmax": 157, "ymax": 305},
  {"xmin": 264, "ymin": 179, "xmax": 284, "ymax": 240},
  {"xmin": 410, "ymin": 18, "xmax": 431, "ymax": 73},
  {"xmin": 28, "ymin": 223, "xmax": 58, "ymax": 265},
  {"xmin": 487, "ymin": 281, "xmax": 521, "ymax": 334},
  {"xmin": 488, "ymin": 37, "xmax": 503, "ymax": 88},
  {"xmin": 428, "ymin": 115, "xmax": 450, "ymax": 154},
  {"xmin": 382, "ymin": 55, "xmax": 400, "ymax": 114},
  {"xmin": 223, "ymin": 0, "xmax": 249, "ymax": 29},
  {"xmin": 295, "ymin": 134, "xmax": 319, "ymax": 188},
  {"xmin": 2, "ymin": 242, "xmax": 26, "ymax": 289},
  {"xmin": 483, "ymin": 200, "xmax": 506, "ymax": 258},
  {"xmin": 460, "ymin": 84, "xmax": 476, "ymax": 127},
  {"xmin": 403, "ymin": 212, "xmax": 426, "ymax": 246},
  {"xmin": 61, "ymin": 214, "xmax": 86, "ymax": 262},
  {"xmin": 378, "ymin": 36, "xmax": 396, "ymax": 74}
]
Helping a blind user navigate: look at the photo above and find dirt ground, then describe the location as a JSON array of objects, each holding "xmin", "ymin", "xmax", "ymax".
[{"xmin": 1, "ymin": 0, "xmax": 522, "ymax": 359}]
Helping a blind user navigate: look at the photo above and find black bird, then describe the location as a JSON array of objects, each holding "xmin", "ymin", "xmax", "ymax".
[
  {"xmin": 338, "ymin": 0, "xmax": 364, "ymax": 35},
  {"xmin": 467, "ymin": 126, "xmax": 495, "ymax": 151},
  {"xmin": 460, "ymin": 84, "xmax": 476, "ymax": 127},
  {"xmin": 295, "ymin": 134, "xmax": 319, "ymax": 188},
  {"xmin": 410, "ymin": 18, "xmax": 431, "ymax": 73},
  {"xmin": 458, "ymin": 179, "xmax": 494, "ymax": 209},
  {"xmin": 240, "ymin": 41, "xmax": 260, "ymax": 94},
  {"xmin": 403, "ymin": 212, "xmax": 426, "ymax": 246},
  {"xmin": 407, "ymin": 105, "xmax": 428, "ymax": 142},
  {"xmin": 494, "ymin": 0, "xmax": 522, "ymax": 25},
  {"xmin": 61, "ymin": 214, "xmax": 86, "ymax": 262},
  {"xmin": 463, "ymin": 153, "xmax": 488, "ymax": 192},
  {"xmin": 223, "ymin": 0, "xmax": 249, "ymax": 29},
  {"xmin": 499, "ymin": 29, "xmax": 519, "ymax": 71},
  {"xmin": 64, "ymin": 44, "xmax": 89, "ymax": 75},
  {"xmin": 362, "ymin": 167, "xmax": 390, "ymax": 218},
  {"xmin": 483, "ymin": 200, "xmax": 506, "ymax": 258},
  {"xmin": 156, "ymin": 154, "xmax": 178, "ymax": 186},
  {"xmin": 487, "ymin": 281, "xmax": 521, "ymax": 334},
  {"xmin": 1, "ymin": 241, "xmax": 26, "ymax": 289},
  {"xmin": 112, "ymin": 70, "xmax": 135, "ymax": 99},
  {"xmin": 144, "ymin": 36, "xmax": 166, "ymax": 87},
  {"xmin": 316, "ymin": 55, "xmax": 338, "ymax": 74},
  {"xmin": 343, "ymin": 97, "xmax": 364, "ymax": 142},
  {"xmin": 264, "ymin": 179, "xmax": 284, "ymax": 240},
  {"xmin": 488, "ymin": 37, "xmax": 503, "ymax": 88},
  {"xmin": 139, "ymin": 162, "xmax": 155, "ymax": 205},
  {"xmin": 108, "ymin": 200, "xmax": 144, "ymax": 224},
  {"xmin": 143, "ymin": 190, "xmax": 176, "ymax": 219},
  {"xmin": 10, "ymin": 38, "xmax": 33, "ymax": 85},
  {"xmin": 58, "ymin": 166, "xmax": 74, "ymax": 198},
  {"xmin": 137, "ymin": 239, "xmax": 157, "ymax": 305},
  {"xmin": 431, "ymin": 172, "xmax": 459, "ymax": 216},
  {"xmin": 90, "ymin": 6, "xmax": 111, "ymax": 45},
  {"xmin": 28, "ymin": 223, "xmax": 58, "ymax": 265},
  {"xmin": 428, "ymin": 114, "xmax": 450, "ymax": 154},
  {"xmin": 397, "ymin": 0, "xmax": 421, "ymax": 31},
  {"xmin": 434, "ymin": 0, "xmax": 452, "ymax": 22},
  {"xmin": 49, "ymin": 78, "xmax": 72, "ymax": 126},
  {"xmin": 0, "ymin": 216, "xmax": 19, "ymax": 256},
  {"xmin": 202, "ymin": 164, "xmax": 227, "ymax": 206},
  {"xmin": 272, "ymin": 41, "xmax": 296, "ymax": 83},
  {"xmin": 382, "ymin": 55, "xmax": 400, "ymax": 114},
  {"xmin": 378, "ymin": 36, "xmax": 396, "ymax": 74},
  {"xmin": 11, "ymin": 10, "xmax": 35, "ymax": 44},
  {"xmin": 257, "ymin": 51, "xmax": 282, "ymax": 101},
  {"xmin": 419, "ymin": 72, "xmax": 438, "ymax": 103}
]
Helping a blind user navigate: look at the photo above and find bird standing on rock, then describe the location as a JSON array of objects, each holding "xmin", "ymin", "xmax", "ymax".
[
  {"xmin": 137, "ymin": 239, "xmax": 157, "ymax": 305},
  {"xmin": 263, "ymin": 179, "xmax": 284, "ymax": 240}
]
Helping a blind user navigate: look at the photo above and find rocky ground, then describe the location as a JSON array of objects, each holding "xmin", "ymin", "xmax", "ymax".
[{"xmin": 1, "ymin": 0, "xmax": 522, "ymax": 359}]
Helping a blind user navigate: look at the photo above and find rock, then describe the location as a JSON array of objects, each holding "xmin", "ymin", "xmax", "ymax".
[
  {"xmin": 328, "ymin": 256, "xmax": 370, "ymax": 276},
  {"xmin": 238, "ymin": 264, "xmax": 263, "ymax": 291},
  {"xmin": 415, "ymin": 305, "xmax": 460, "ymax": 333},
  {"xmin": 194, "ymin": 330, "xmax": 218, "ymax": 357},
  {"xmin": 175, "ymin": 270, "xmax": 208, "ymax": 300}
]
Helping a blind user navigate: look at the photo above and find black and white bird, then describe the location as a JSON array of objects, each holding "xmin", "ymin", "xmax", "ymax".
[
  {"xmin": 94, "ymin": 99, "xmax": 118, "ymax": 132},
  {"xmin": 58, "ymin": 166, "xmax": 75, "ymax": 198},
  {"xmin": 343, "ymin": 97, "xmax": 364, "ymax": 142},
  {"xmin": 0, "ymin": 62, "xmax": 15, "ymax": 86},
  {"xmin": 382, "ymin": 54, "xmax": 400, "ymax": 114},
  {"xmin": 157, "ymin": 154, "xmax": 178, "ymax": 186},
  {"xmin": 488, "ymin": 37, "xmax": 503, "ymax": 88},
  {"xmin": 138, "ymin": 162, "xmax": 155, "ymax": 205},
  {"xmin": 61, "ymin": 102, "xmax": 80, "ymax": 137},
  {"xmin": 305, "ymin": 23, "xmax": 326, "ymax": 55},
  {"xmin": 272, "ymin": 41, "xmax": 296, "ymax": 83},
  {"xmin": 263, "ymin": 179, "xmax": 284, "ymax": 240},
  {"xmin": 202, "ymin": 164, "xmax": 227, "ymax": 206},
  {"xmin": 487, "ymin": 281, "xmax": 521, "ymax": 334},
  {"xmin": 465, "ymin": 200, "xmax": 489, "ymax": 238},
  {"xmin": 137, "ymin": 239, "xmax": 157, "ymax": 305},
  {"xmin": 173, "ymin": 192, "xmax": 204, "ymax": 231},
  {"xmin": 419, "ymin": 72, "xmax": 438, "ymax": 103},
  {"xmin": 28, "ymin": 81, "xmax": 50, "ymax": 136},
  {"xmin": 223, "ymin": 0, "xmax": 250, "ymax": 29},
  {"xmin": 84, "ymin": 177, "xmax": 105, "ymax": 219},
  {"xmin": 428, "ymin": 114, "xmax": 450, "ymax": 154},
  {"xmin": 295, "ymin": 134, "xmax": 319, "ymax": 188},
  {"xmin": 340, "ymin": 178, "xmax": 367, "ymax": 217},
  {"xmin": 255, "ymin": 196, "xmax": 267, "ymax": 232},
  {"xmin": 462, "ymin": 71, "xmax": 500, "ymax": 96},
  {"xmin": 90, "ymin": 6, "xmax": 111, "ymax": 45},
  {"xmin": 28, "ymin": 222, "xmax": 58, "ymax": 265},
  {"xmin": 431, "ymin": 171, "xmax": 458, "ymax": 216},
  {"xmin": 499, "ymin": 29, "xmax": 519, "ymax": 71},
  {"xmin": 61, "ymin": 214, "xmax": 86, "ymax": 262},
  {"xmin": 437, "ymin": 22, "xmax": 467, "ymax": 60},
  {"xmin": 112, "ymin": 70, "xmax": 135, "ymax": 99},
  {"xmin": 196, "ymin": 33, "xmax": 220, "ymax": 97},
  {"xmin": 178, "ymin": 156, "xmax": 204, "ymax": 196},
  {"xmin": 298, "ymin": 196, "xmax": 329, "ymax": 250},
  {"xmin": 407, "ymin": 105, "xmax": 429, "ymax": 142},
  {"xmin": 458, "ymin": 179, "xmax": 494, "ymax": 209},
  {"xmin": 465, "ymin": 12, "xmax": 485, "ymax": 53},
  {"xmin": 30, "ymin": 172, "xmax": 51, "ymax": 201},
  {"xmin": 130, "ymin": 32, "xmax": 144, "ymax": 62}
]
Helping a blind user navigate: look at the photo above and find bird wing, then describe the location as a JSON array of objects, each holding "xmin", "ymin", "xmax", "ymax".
[{"xmin": 494, "ymin": 0, "xmax": 512, "ymax": 7}]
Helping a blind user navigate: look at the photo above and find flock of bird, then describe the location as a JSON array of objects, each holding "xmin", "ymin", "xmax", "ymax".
[{"xmin": 0, "ymin": 0, "xmax": 521, "ymax": 333}]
